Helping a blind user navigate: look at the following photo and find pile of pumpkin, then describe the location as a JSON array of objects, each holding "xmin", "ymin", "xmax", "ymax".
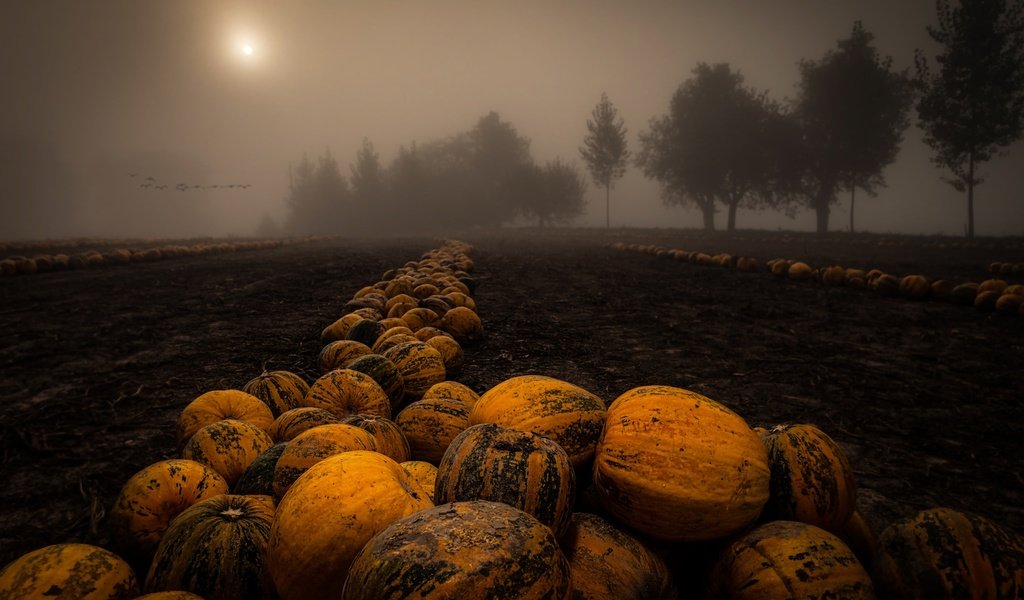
[
  {"xmin": 611, "ymin": 242, "xmax": 1024, "ymax": 318},
  {"xmin": 0, "ymin": 239, "xmax": 294, "ymax": 276}
]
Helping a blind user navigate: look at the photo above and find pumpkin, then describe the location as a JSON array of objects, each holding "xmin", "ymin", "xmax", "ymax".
[
  {"xmin": 424, "ymin": 334, "xmax": 465, "ymax": 378},
  {"xmin": 272, "ymin": 423, "xmax": 378, "ymax": 499},
  {"xmin": 400, "ymin": 307, "xmax": 441, "ymax": 331},
  {"xmin": 176, "ymin": 389, "xmax": 274, "ymax": 451},
  {"xmin": 593, "ymin": 385, "xmax": 769, "ymax": 542},
  {"xmin": 770, "ymin": 260, "xmax": 791, "ymax": 277},
  {"xmin": 386, "ymin": 301, "xmax": 418, "ymax": 319},
  {"xmin": 267, "ymin": 451, "xmax": 433, "ymax": 600},
  {"xmin": 320, "ymin": 313, "xmax": 364, "ymax": 343},
  {"xmin": 144, "ymin": 495, "xmax": 276, "ymax": 599},
  {"xmin": 345, "ymin": 319, "xmax": 386, "ymax": 348},
  {"xmin": 1004, "ymin": 284, "xmax": 1024, "ymax": 297},
  {"xmin": 109, "ymin": 459, "xmax": 230, "ymax": 563},
  {"xmin": 709, "ymin": 520, "xmax": 874, "ymax": 599},
  {"xmin": 317, "ymin": 340, "xmax": 373, "ymax": 374},
  {"xmin": 444, "ymin": 291, "xmax": 477, "ymax": 312},
  {"xmin": 846, "ymin": 268, "xmax": 867, "ymax": 280},
  {"xmin": 351, "ymin": 307, "xmax": 384, "ymax": 321},
  {"xmin": 234, "ymin": 442, "xmax": 288, "ymax": 495},
  {"xmin": 0, "ymin": 543, "xmax": 139, "ymax": 600},
  {"xmin": 268, "ymin": 407, "xmax": 341, "ymax": 442},
  {"xmin": 871, "ymin": 273, "xmax": 900, "ymax": 296},
  {"xmin": 395, "ymin": 397, "xmax": 471, "ymax": 464},
  {"xmin": 440, "ymin": 306, "xmax": 484, "ymax": 344},
  {"xmin": 413, "ymin": 282, "xmax": 440, "ymax": 299},
  {"xmin": 435, "ymin": 423, "xmax": 576, "ymax": 538},
  {"xmin": 372, "ymin": 326, "xmax": 416, "ymax": 354},
  {"xmin": 952, "ymin": 282, "xmax": 979, "ymax": 306},
  {"xmin": 382, "ymin": 341, "xmax": 446, "ymax": 401},
  {"xmin": 385, "ymin": 293, "xmax": 418, "ymax": 314},
  {"xmin": 422, "ymin": 381, "xmax": 479, "ymax": 406},
  {"xmin": 760, "ymin": 423, "xmax": 857, "ymax": 532},
  {"xmin": 242, "ymin": 370, "xmax": 309, "ymax": 417},
  {"xmin": 341, "ymin": 414, "xmax": 411, "ymax": 462},
  {"xmin": 839, "ymin": 510, "xmax": 878, "ymax": 572},
  {"xmin": 974, "ymin": 290, "xmax": 1001, "ymax": 310},
  {"xmin": 303, "ymin": 368, "xmax": 391, "ymax": 419},
  {"xmin": 182, "ymin": 419, "xmax": 275, "ymax": 487},
  {"xmin": 345, "ymin": 354, "xmax": 405, "ymax": 411},
  {"xmin": 376, "ymin": 317, "xmax": 406, "ymax": 331},
  {"xmin": 995, "ymin": 293, "xmax": 1024, "ymax": 315},
  {"xmin": 821, "ymin": 265, "xmax": 846, "ymax": 285},
  {"xmin": 900, "ymin": 275, "xmax": 931, "ymax": 300},
  {"xmin": 341, "ymin": 500, "xmax": 571, "ymax": 600},
  {"xmin": 384, "ymin": 278, "xmax": 415, "ymax": 298},
  {"xmin": 872, "ymin": 507, "xmax": 1024, "ymax": 599},
  {"xmin": 978, "ymin": 279, "xmax": 1008, "ymax": 295},
  {"xmin": 469, "ymin": 375, "xmax": 606, "ymax": 468},
  {"xmin": 400, "ymin": 460, "xmax": 438, "ymax": 502},
  {"xmin": 931, "ymin": 279, "xmax": 955, "ymax": 301},
  {"xmin": 413, "ymin": 325, "xmax": 450, "ymax": 342},
  {"xmin": 561, "ymin": 512, "xmax": 677, "ymax": 600},
  {"xmin": 372, "ymin": 332, "xmax": 419, "ymax": 354},
  {"xmin": 735, "ymin": 257, "xmax": 760, "ymax": 272}
]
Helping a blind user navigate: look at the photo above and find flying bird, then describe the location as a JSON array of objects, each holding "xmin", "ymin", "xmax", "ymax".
[
  {"xmin": 145, "ymin": 176, "xmax": 156, "ymax": 182},
  {"xmin": 128, "ymin": 172, "xmax": 137, "ymax": 178}
]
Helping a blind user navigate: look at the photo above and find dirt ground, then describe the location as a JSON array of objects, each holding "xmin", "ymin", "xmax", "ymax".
[{"xmin": 1, "ymin": 228, "xmax": 1022, "ymax": 569}]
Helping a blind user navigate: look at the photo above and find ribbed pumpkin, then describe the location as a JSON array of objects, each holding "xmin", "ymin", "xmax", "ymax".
[
  {"xmin": 242, "ymin": 370, "xmax": 309, "ymax": 417},
  {"xmin": 995, "ymin": 292, "xmax": 1024, "ymax": 315},
  {"xmin": 176, "ymin": 389, "xmax": 274, "ymax": 451},
  {"xmin": 440, "ymin": 306, "xmax": 484, "ymax": 344},
  {"xmin": 975, "ymin": 290, "xmax": 1001, "ymax": 310},
  {"xmin": 978, "ymin": 279, "xmax": 1009, "ymax": 295},
  {"xmin": 371, "ymin": 326, "xmax": 415, "ymax": 353},
  {"xmin": 182, "ymin": 419, "xmax": 275, "ymax": 487},
  {"xmin": 413, "ymin": 325, "xmax": 450, "ymax": 342},
  {"xmin": 340, "ymin": 414, "xmax": 411, "ymax": 462},
  {"xmin": 372, "ymin": 332, "xmax": 419, "ymax": 354},
  {"xmin": 382, "ymin": 341, "xmax": 446, "ymax": 401},
  {"xmin": 709, "ymin": 520, "xmax": 874, "ymax": 599},
  {"xmin": 422, "ymin": 381, "xmax": 479, "ymax": 406},
  {"xmin": 401, "ymin": 307, "xmax": 441, "ymax": 331},
  {"xmin": 952, "ymin": 282, "xmax": 979, "ymax": 306},
  {"xmin": 469, "ymin": 375, "xmax": 606, "ymax": 468},
  {"xmin": 303, "ymin": 368, "xmax": 391, "ymax": 419},
  {"xmin": 872, "ymin": 273, "xmax": 900, "ymax": 296},
  {"xmin": 320, "ymin": 313, "xmax": 364, "ymax": 343},
  {"xmin": 341, "ymin": 501, "xmax": 571, "ymax": 600},
  {"xmin": 317, "ymin": 340, "xmax": 373, "ymax": 374},
  {"xmin": 395, "ymin": 397, "xmax": 470, "ymax": 464},
  {"xmin": 900, "ymin": 275, "xmax": 931, "ymax": 300},
  {"xmin": 562, "ymin": 512, "xmax": 676, "ymax": 599},
  {"xmin": 386, "ymin": 301, "xmax": 418, "ymax": 320},
  {"xmin": 0, "ymin": 543, "xmax": 139, "ymax": 599},
  {"xmin": 760, "ymin": 423, "xmax": 857, "ymax": 532},
  {"xmin": 234, "ymin": 442, "xmax": 288, "ymax": 495},
  {"xmin": 435, "ymin": 423, "xmax": 576, "ymax": 539},
  {"xmin": 144, "ymin": 495, "xmax": 276, "ymax": 599},
  {"xmin": 872, "ymin": 507, "xmax": 1024, "ymax": 599},
  {"xmin": 400, "ymin": 460, "xmax": 438, "ymax": 502},
  {"xmin": 109, "ymin": 459, "xmax": 230, "ymax": 564},
  {"xmin": 267, "ymin": 451, "xmax": 433, "ymax": 600},
  {"xmin": 840, "ymin": 510, "xmax": 878, "ymax": 572},
  {"xmin": 821, "ymin": 265, "xmax": 846, "ymax": 285},
  {"xmin": 424, "ymin": 334, "xmax": 465, "ymax": 378},
  {"xmin": 376, "ymin": 317, "xmax": 406, "ymax": 331},
  {"xmin": 345, "ymin": 354, "xmax": 405, "ymax": 411},
  {"xmin": 271, "ymin": 423, "xmax": 378, "ymax": 499},
  {"xmin": 385, "ymin": 293, "xmax": 418, "ymax": 314},
  {"xmin": 268, "ymin": 407, "xmax": 341, "ymax": 442},
  {"xmin": 444, "ymin": 292, "xmax": 477, "ymax": 312},
  {"xmin": 345, "ymin": 318, "xmax": 386, "ymax": 348},
  {"xmin": 788, "ymin": 261, "xmax": 813, "ymax": 281},
  {"xmin": 593, "ymin": 385, "xmax": 769, "ymax": 542}
]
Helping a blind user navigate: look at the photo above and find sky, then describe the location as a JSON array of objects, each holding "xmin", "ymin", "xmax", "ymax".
[{"xmin": 1, "ymin": 0, "xmax": 1022, "ymax": 239}]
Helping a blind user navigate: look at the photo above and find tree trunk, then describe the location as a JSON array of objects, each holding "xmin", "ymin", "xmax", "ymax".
[
  {"xmin": 967, "ymin": 153, "xmax": 975, "ymax": 239},
  {"xmin": 849, "ymin": 186, "xmax": 855, "ymax": 233},
  {"xmin": 727, "ymin": 200, "xmax": 738, "ymax": 232},
  {"xmin": 701, "ymin": 205, "xmax": 715, "ymax": 231},
  {"xmin": 605, "ymin": 183, "xmax": 610, "ymax": 229},
  {"xmin": 816, "ymin": 203, "xmax": 830, "ymax": 234}
]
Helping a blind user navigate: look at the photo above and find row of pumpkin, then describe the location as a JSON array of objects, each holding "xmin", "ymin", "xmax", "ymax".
[
  {"xmin": 0, "ymin": 239, "xmax": 299, "ymax": 276},
  {"xmin": 4, "ymin": 240, "xmax": 1023, "ymax": 599},
  {"xmin": 611, "ymin": 241, "xmax": 1024, "ymax": 317}
]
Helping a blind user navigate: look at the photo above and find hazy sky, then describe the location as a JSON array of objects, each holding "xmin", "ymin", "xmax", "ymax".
[{"xmin": 2, "ymin": 0, "xmax": 1022, "ymax": 239}]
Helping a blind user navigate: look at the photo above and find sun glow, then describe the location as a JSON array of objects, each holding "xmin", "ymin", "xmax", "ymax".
[{"xmin": 242, "ymin": 44, "xmax": 254, "ymax": 56}]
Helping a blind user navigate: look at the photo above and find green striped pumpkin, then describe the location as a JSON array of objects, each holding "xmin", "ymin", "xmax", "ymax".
[
  {"xmin": 0, "ymin": 543, "xmax": 139, "ymax": 599},
  {"xmin": 346, "ymin": 319, "xmax": 386, "ymax": 348},
  {"xmin": 381, "ymin": 341, "xmax": 446, "ymax": 402},
  {"xmin": 345, "ymin": 354, "xmax": 405, "ymax": 412},
  {"xmin": 233, "ymin": 442, "xmax": 288, "ymax": 496},
  {"xmin": 242, "ymin": 371, "xmax": 309, "ymax": 417},
  {"xmin": 317, "ymin": 340, "xmax": 373, "ymax": 374},
  {"xmin": 341, "ymin": 414, "xmax": 411, "ymax": 463},
  {"xmin": 268, "ymin": 407, "xmax": 341, "ymax": 442}
]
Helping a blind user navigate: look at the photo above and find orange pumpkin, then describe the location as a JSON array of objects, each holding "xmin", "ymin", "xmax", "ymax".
[
  {"xmin": 242, "ymin": 370, "xmax": 309, "ymax": 417},
  {"xmin": 424, "ymin": 334, "xmax": 465, "ymax": 378},
  {"xmin": 382, "ymin": 341, "xmax": 446, "ymax": 401},
  {"xmin": 440, "ymin": 306, "xmax": 484, "ymax": 344},
  {"xmin": 0, "ymin": 543, "xmax": 139, "ymax": 599},
  {"xmin": 395, "ymin": 397, "xmax": 471, "ymax": 464},
  {"xmin": 421, "ymin": 381, "xmax": 479, "ymax": 406},
  {"xmin": 839, "ymin": 510, "xmax": 877, "ymax": 572},
  {"xmin": 952, "ymin": 282, "xmax": 979, "ymax": 306},
  {"xmin": 444, "ymin": 291, "xmax": 477, "ymax": 312},
  {"xmin": 371, "ymin": 332, "xmax": 419, "ymax": 354},
  {"xmin": 182, "ymin": 419, "xmax": 275, "ymax": 487},
  {"xmin": 320, "ymin": 313, "xmax": 364, "ymax": 343},
  {"xmin": 899, "ymin": 275, "xmax": 931, "ymax": 300},
  {"xmin": 176, "ymin": 389, "xmax": 274, "ymax": 451},
  {"xmin": 995, "ymin": 292, "xmax": 1024, "ymax": 315},
  {"xmin": 399, "ymin": 460, "xmax": 438, "ymax": 502},
  {"xmin": 788, "ymin": 261, "xmax": 813, "ymax": 281},
  {"xmin": 978, "ymin": 279, "xmax": 1008, "ymax": 295},
  {"xmin": 317, "ymin": 340, "xmax": 373, "ymax": 374},
  {"xmin": 345, "ymin": 353, "xmax": 405, "ymax": 411},
  {"xmin": 821, "ymin": 265, "xmax": 846, "ymax": 286},
  {"xmin": 303, "ymin": 368, "xmax": 391, "ymax": 419},
  {"xmin": 931, "ymin": 279, "xmax": 955, "ymax": 301},
  {"xmin": 268, "ymin": 407, "xmax": 341, "ymax": 442},
  {"xmin": 271, "ymin": 423, "xmax": 378, "ymax": 499},
  {"xmin": 341, "ymin": 414, "xmax": 411, "ymax": 462}
]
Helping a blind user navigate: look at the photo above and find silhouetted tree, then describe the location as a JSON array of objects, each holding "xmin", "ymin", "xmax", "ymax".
[
  {"xmin": 915, "ymin": 0, "xmax": 1024, "ymax": 238},
  {"xmin": 790, "ymin": 22, "xmax": 914, "ymax": 234},
  {"xmin": 469, "ymin": 111, "xmax": 533, "ymax": 224},
  {"xmin": 579, "ymin": 93, "xmax": 630, "ymax": 228},
  {"xmin": 637, "ymin": 63, "xmax": 785, "ymax": 231},
  {"xmin": 285, "ymin": 149, "xmax": 350, "ymax": 235},
  {"xmin": 350, "ymin": 137, "xmax": 384, "ymax": 205},
  {"xmin": 508, "ymin": 159, "xmax": 587, "ymax": 228}
]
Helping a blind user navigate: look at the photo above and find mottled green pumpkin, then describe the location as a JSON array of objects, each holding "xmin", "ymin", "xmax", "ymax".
[
  {"xmin": 0, "ymin": 543, "xmax": 139, "ymax": 600},
  {"xmin": 341, "ymin": 501, "xmax": 572, "ymax": 600},
  {"xmin": 234, "ymin": 442, "xmax": 288, "ymax": 495},
  {"xmin": 303, "ymin": 368, "xmax": 391, "ymax": 419},
  {"xmin": 345, "ymin": 318, "xmax": 386, "ymax": 348},
  {"xmin": 400, "ymin": 460, "xmax": 438, "ymax": 502},
  {"xmin": 317, "ymin": 340, "xmax": 373, "ymax": 374},
  {"xmin": 345, "ymin": 354, "xmax": 405, "ymax": 412},
  {"xmin": 182, "ymin": 419, "xmax": 275, "ymax": 488},
  {"xmin": 144, "ymin": 495, "xmax": 276, "ymax": 599},
  {"xmin": 271, "ymin": 423, "xmax": 378, "ymax": 499},
  {"xmin": 340, "ymin": 414, "xmax": 411, "ymax": 462},
  {"xmin": 242, "ymin": 370, "xmax": 309, "ymax": 417},
  {"xmin": 176, "ymin": 389, "xmax": 274, "ymax": 451},
  {"xmin": 382, "ymin": 341, "xmax": 446, "ymax": 401},
  {"xmin": 395, "ymin": 397, "xmax": 471, "ymax": 464},
  {"xmin": 268, "ymin": 407, "xmax": 341, "ymax": 442}
]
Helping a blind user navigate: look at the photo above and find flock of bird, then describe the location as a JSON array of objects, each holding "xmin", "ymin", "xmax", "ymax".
[{"xmin": 128, "ymin": 173, "xmax": 252, "ymax": 192}]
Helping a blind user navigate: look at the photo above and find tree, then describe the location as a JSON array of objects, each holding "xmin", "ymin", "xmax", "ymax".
[
  {"xmin": 793, "ymin": 21, "xmax": 915, "ymax": 234},
  {"xmin": 915, "ymin": 0, "xmax": 1024, "ymax": 238},
  {"xmin": 285, "ymin": 149, "xmax": 350, "ymax": 235},
  {"xmin": 579, "ymin": 93, "xmax": 630, "ymax": 228},
  {"xmin": 508, "ymin": 159, "xmax": 587, "ymax": 228},
  {"xmin": 637, "ymin": 63, "xmax": 785, "ymax": 231},
  {"xmin": 469, "ymin": 111, "xmax": 533, "ymax": 225},
  {"xmin": 350, "ymin": 137, "xmax": 384, "ymax": 205}
]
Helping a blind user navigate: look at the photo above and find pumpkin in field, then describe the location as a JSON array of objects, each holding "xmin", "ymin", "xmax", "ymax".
[
  {"xmin": 320, "ymin": 313, "xmax": 364, "ymax": 343},
  {"xmin": 382, "ymin": 341, "xmax": 446, "ymax": 401},
  {"xmin": 872, "ymin": 507, "xmax": 1024, "ymax": 599},
  {"xmin": 1005, "ymin": 284, "xmax": 1024, "ymax": 297},
  {"xmin": 413, "ymin": 282, "xmax": 440, "ymax": 299},
  {"xmin": 341, "ymin": 414, "xmax": 411, "ymax": 462},
  {"xmin": 952, "ymin": 282, "xmax": 980, "ymax": 306},
  {"xmin": 839, "ymin": 510, "xmax": 878, "ymax": 571},
  {"xmin": 345, "ymin": 319, "xmax": 386, "ymax": 348},
  {"xmin": 436, "ymin": 423, "xmax": 576, "ymax": 538},
  {"xmin": 182, "ymin": 419, "xmax": 275, "ymax": 487},
  {"xmin": 234, "ymin": 442, "xmax": 288, "ymax": 495},
  {"xmin": 144, "ymin": 495, "xmax": 276, "ymax": 600},
  {"xmin": 593, "ymin": 385, "xmax": 769, "ymax": 542},
  {"xmin": 271, "ymin": 423, "xmax": 378, "ymax": 499},
  {"xmin": 268, "ymin": 407, "xmax": 341, "ymax": 442},
  {"xmin": 385, "ymin": 293, "xmax": 418, "ymax": 314},
  {"xmin": 317, "ymin": 340, "xmax": 373, "ymax": 374},
  {"xmin": 469, "ymin": 375, "xmax": 606, "ymax": 468},
  {"xmin": 303, "ymin": 368, "xmax": 391, "ymax": 419},
  {"xmin": 735, "ymin": 256, "xmax": 760, "ymax": 272},
  {"xmin": 341, "ymin": 500, "xmax": 571, "ymax": 600},
  {"xmin": 440, "ymin": 306, "xmax": 484, "ymax": 344},
  {"xmin": 444, "ymin": 291, "xmax": 477, "ymax": 313},
  {"xmin": 770, "ymin": 259, "xmax": 791, "ymax": 277},
  {"xmin": 561, "ymin": 512, "xmax": 677, "ymax": 600},
  {"xmin": 995, "ymin": 292, "xmax": 1024, "ymax": 315},
  {"xmin": 400, "ymin": 460, "xmax": 438, "ymax": 502},
  {"xmin": 176, "ymin": 389, "xmax": 274, "ymax": 451},
  {"xmin": 899, "ymin": 275, "xmax": 931, "ymax": 300},
  {"xmin": 376, "ymin": 317, "xmax": 406, "ymax": 331},
  {"xmin": 821, "ymin": 265, "xmax": 846, "ymax": 286},
  {"xmin": 424, "ymin": 334, "xmax": 465, "ymax": 378},
  {"xmin": 709, "ymin": 520, "xmax": 874, "ymax": 599},
  {"xmin": 931, "ymin": 279, "xmax": 955, "ymax": 301},
  {"xmin": 401, "ymin": 307, "xmax": 441, "ymax": 331},
  {"xmin": 372, "ymin": 326, "xmax": 416, "ymax": 352},
  {"xmin": 384, "ymin": 278, "xmax": 415, "ymax": 299},
  {"xmin": 345, "ymin": 353, "xmax": 405, "ymax": 411},
  {"xmin": 413, "ymin": 325, "xmax": 450, "ymax": 342},
  {"xmin": 267, "ymin": 451, "xmax": 433, "ymax": 600},
  {"xmin": 422, "ymin": 381, "xmax": 479, "ymax": 406},
  {"xmin": 0, "ymin": 543, "xmax": 139, "ymax": 600},
  {"xmin": 974, "ymin": 290, "xmax": 1001, "ymax": 310},
  {"xmin": 109, "ymin": 459, "xmax": 230, "ymax": 562},
  {"xmin": 386, "ymin": 301, "xmax": 417, "ymax": 319},
  {"xmin": 372, "ymin": 332, "xmax": 419, "ymax": 354},
  {"xmin": 242, "ymin": 370, "xmax": 309, "ymax": 417},
  {"xmin": 871, "ymin": 273, "xmax": 900, "ymax": 296},
  {"xmin": 395, "ymin": 397, "xmax": 471, "ymax": 464},
  {"xmin": 978, "ymin": 279, "xmax": 1008, "ymax": 295},
  {"xmin": 759, "ymin": 423, "xmax": 857, "ymax": 532}
]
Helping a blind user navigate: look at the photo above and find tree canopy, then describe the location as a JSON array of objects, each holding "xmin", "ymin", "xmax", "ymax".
[{"xmin": 579, "ymin": 93, "xmax": 630, "ymax": 228}]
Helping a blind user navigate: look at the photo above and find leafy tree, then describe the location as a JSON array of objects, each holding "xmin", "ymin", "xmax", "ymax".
[
  {"xmin": 792, "ymin": 21, "xmax": 915, "ymax": 234},
  {"xmin": 469, "ymin": 111, "xmax": 533, "ymax": 225},
  {"xmin": 915, "ymin": 0, "xmax": 1024, "ymax": 238},
  {"xmin": 350, "ymin": 137, "xmax": 384, "ymax": 205},
  {"xmin": 285, "ymin": 149, "xmax": 350, "ymax": 235},
  {"xmin": 579, "ymin": 93, "xmax": 630, "ymax": 228},
  {"xmin": 637, "ymin": 63, "xmax": 784, "ymax": 231},
  {"xmin": 508, "ymin": 159, "xmax": 587, "ymax": 228}
]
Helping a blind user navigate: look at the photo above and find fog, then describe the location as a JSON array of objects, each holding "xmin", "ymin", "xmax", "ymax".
[{"xmin": 2, "ymin": 0, "xmax": 1021, "ymax": 240}]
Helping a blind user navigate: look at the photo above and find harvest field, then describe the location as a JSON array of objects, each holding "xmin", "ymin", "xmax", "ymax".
[{"xmin": 1, "ymin": 228, "xmax": 1023, "ymax": 591}]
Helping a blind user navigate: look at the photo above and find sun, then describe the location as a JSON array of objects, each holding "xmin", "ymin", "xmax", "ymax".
[{"xmin": 242, "ymin": 44, "xmax": 254, "ymax": 56}]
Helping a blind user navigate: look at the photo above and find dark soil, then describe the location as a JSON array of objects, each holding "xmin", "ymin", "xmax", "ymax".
[{"xmin": 1, "ymin": 229, "xmax": 1022, "ymax": 569}]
